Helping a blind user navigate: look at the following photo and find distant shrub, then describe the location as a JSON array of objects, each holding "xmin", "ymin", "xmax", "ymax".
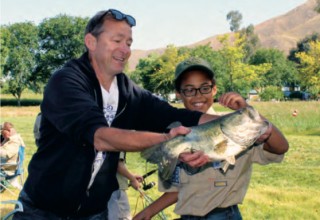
[
  {"xmin": 259, "ymin": 86, "xmax": 284, "ymax": 101},
  {"xmin": 1, "ymin": 98, "xmax": 42, "ymax": 106}
]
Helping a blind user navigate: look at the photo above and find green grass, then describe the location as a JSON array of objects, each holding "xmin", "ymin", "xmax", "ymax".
[{"xmin": 1, "ymin": 101, "xmax": 319, "ymax": 219}]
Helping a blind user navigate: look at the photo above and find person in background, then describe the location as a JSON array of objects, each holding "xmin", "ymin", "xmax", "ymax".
[
  {"xmin": 108, "ymin": 152, "xmax": 143, "ymax": 220},
  {"xmin": 33, "ymin": 112, "xmax": 42, "ymax": 147},
  {"xmin": 0, "ymin": 122, "xmax": 25, "ymax": 175},
  {"xmin": 13, "ymin": 9, "xmax": 219, "ymax": 220},
  {"xmin": 133, "ymin": 57, "xmax": 289, "ymax": 220},
  {"xmin": 0, "ymin": 122, "xmax": 25, "ymax": 191}
]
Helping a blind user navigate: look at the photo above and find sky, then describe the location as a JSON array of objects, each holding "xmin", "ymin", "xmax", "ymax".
[{"xmin": 1, "ymin": 0, "xmax": 307, "ymax": 50}]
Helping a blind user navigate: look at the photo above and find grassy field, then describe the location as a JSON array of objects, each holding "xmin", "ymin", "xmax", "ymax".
[{"xmin": 0, "ymin": 101, "xmax": 319, "ymax": 219}]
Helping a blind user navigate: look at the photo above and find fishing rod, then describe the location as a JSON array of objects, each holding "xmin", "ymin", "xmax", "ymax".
[{"xmin": 129, "ymin": 168, "xmax": 158, "ymax": 191}]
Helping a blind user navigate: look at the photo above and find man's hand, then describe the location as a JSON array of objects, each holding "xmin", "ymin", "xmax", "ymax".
[
  {"xmin": 179, "ymin": 151, "xmax": 209, "ymax": 167},
  {"xmin": 166, "ymin": 126, "xmax": 191, "ymax": 140}
]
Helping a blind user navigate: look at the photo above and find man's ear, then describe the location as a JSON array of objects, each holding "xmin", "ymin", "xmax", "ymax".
[
  {"xmin": 85, "ymin": 33, "xmax": 97, "ymax": 50},
  {"xmin": 175, "ymin": 91, "xmax": 182, "ymax": 100}
]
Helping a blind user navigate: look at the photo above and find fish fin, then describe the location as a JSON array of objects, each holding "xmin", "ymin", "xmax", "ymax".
[
  {"xmin": 158, "ymin": 157, "xmax": 179, "ymax": 182},
  {"xmin": 142, "ymin": 143, "xmax": 180, "ymax": 185},
  {"xmin": 166, "ymin": 121, "xmax": 182, "ymax": 129},
  {"xmin": 221, "ymin": 161, "xmax": 230, "ymax": 173},
  {"xmin": 141, "ymin": 144, "xmax": 163, "ymax": 164},
  {"xmin": 225, "ymin": 156, "xmax": 236, "ymax": 165}
]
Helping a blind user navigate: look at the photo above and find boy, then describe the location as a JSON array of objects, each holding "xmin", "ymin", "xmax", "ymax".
[{"xmin": 133, "ymin": 57, "xmax": 289, "ymax": 220}]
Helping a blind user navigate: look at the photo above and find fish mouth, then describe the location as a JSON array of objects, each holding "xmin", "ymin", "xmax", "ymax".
[
  {"xmin": 220, "ymin": 106, "xmax": 266, "ymax": 146},
  {"xmin": 245, "ymin": 106, "xmax": 258, "ymax": 119}
]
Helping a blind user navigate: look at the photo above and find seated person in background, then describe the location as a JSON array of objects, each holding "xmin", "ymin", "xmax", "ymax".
[{"xmin": 0, "ymin": 122, "xmax": 25, "ymax": 176}]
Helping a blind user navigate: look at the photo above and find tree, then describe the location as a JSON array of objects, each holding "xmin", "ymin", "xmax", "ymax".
[
  {"xmin": 133, "ymin": 53, "xmax": 161, "ymax": 92},
  {"xmin": 34, "ymin": 15, "xmax": 88, "ymax": 87},
  {"xmin": 288, "ymin": 33, "xmax": 319, "ymax": 64},
  {"xmin": 135, "ymin": 45, "xmax": 190, "ymax": 95},
  {"xmin": 218, "ymin": 33, "xmax": 271, "ymax": 95},
  {"xmin": 1, "ymin": 22, "xmax": 38, "ymax": 106},
  {"xmin": 226, "ymin": 11, "xmax": 243, "ymax": 32},
  {"xmin": 296, "ymin": 40, "xmax": 320, "ymax": 97},
  {"xmin": 250, "ymin": 48, "xmax": 298, "ymax": 88},
  {"xmin": 0, "ymin": 26, "xmax": 10, "ymax": 77},
  {"xmin": 150, "ymin": 45, "xmax": 190, "ymax": 95},
  {"xmin": 239, "ymin": 24, "xmax": 261, "ymax": 62}
]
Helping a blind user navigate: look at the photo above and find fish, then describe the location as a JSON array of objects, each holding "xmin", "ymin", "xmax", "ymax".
[{"xmin": 141, "ymin": 106, "xmax": 269, "ymax": 183}]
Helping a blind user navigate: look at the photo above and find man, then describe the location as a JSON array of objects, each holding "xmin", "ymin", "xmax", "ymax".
[{"xmin": 13, "ymin": 9, "xmax": 219, "ymax": 220}]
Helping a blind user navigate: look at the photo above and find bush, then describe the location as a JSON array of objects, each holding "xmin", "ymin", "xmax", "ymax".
[
  {"xmin": 259, "ymin": 86, "xmax": 284, "ymax": 101},
  {"xmin": 0, "ymin": 98, "xmax": 42, "ymax": 106}
]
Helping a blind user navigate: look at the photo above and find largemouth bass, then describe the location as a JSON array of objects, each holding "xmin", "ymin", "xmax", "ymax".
[{"xmin": 141, "ymin": 106, "xmax": 269, "ymax": 182}]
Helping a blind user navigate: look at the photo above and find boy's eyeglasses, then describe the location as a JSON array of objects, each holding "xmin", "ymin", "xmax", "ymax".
[
  {"xmin": 99, "ymin": 9, "xmax": 136, "ymax": 27},
  {"xmin": 180, "ymin": 85, "xmax": 214, "ymax": 97}
]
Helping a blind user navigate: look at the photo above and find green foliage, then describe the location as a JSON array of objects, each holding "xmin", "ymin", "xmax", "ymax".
[
  {"xmin": 0, "ymin": 26, "xmax": 10, "ymax": 75},
  {"xmin": 288, "ymin": 33, "xmax": 319, "ymax": 64},
  {"xmin": 133, "ymin": 45, "xmax": 189, "ymax": 94},
  {"xmin": 250, "ymin": 48, "xmax": 298, "ymax": 88},
  {"xmin": 133, "ymin": 53, "xmax": 161, "ymax": 92},
  {"xmin": 218, "ymin": 33, "xmax": 272, "ymax": 94},
  {"xmin": 296, "ymin": 40, "xmax": 320, "ymax": 97},
  {"xmin": 239, "ymin": 24, "xmax": 261, "ymax": 62},
  {"xmin": 1, "ymin": 22, "xmax": 39, "ymax": 106},
  {"xmin": 259, "ymin": 86, "xmax": 284, "ymax": 101},
  {"xmin": 150, "ymin": 45, "xmax": 189, "ymax": 94},
  {"xmin": 34, "ymin": 14, "xmax": 88, "ymax": 85}
]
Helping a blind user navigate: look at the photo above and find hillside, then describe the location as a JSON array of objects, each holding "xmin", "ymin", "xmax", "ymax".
[{"xmin": 128, "ymin": 0, "xmax": 320, "ymax": 71}]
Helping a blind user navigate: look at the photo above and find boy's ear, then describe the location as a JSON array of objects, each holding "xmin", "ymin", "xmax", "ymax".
[
  {"xmin": 212, "ymin": 85, "xmax": 218, "ymax": 96},
  {"xmin": 85, "ymin": 33, "xmax": 97, "ymax": 50}
]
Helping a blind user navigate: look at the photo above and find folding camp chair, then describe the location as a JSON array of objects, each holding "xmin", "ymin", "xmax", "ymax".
[
  {"xmin": 0, "ymin": 200, "xmax": 24, "ymax": 220},
  {"xmin": 0, "ymin": 145, "xmax": 25, "ymax": 195}
]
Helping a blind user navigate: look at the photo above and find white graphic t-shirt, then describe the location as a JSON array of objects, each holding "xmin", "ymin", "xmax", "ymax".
[{"xmin": 87, "ymin": 78, "xmax": 119, "ymax": 189}]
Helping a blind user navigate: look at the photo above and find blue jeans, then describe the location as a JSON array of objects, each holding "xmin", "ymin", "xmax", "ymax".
[
  {"xmin": 13, "ymin": 189, "xmax": 108, "ymax": 220},
  {"xmin": 181, "ymin": 205, "xmax": 242, "ymax": 220}
]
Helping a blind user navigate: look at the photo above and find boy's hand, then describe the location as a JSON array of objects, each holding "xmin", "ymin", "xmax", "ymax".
[
  {"xmin": 179, "ymin": 151, "xmax": 209, "ymax": 167},
  {"xmin": 219, "ymin": 92, "xmax": 248, "ymax": 110}
]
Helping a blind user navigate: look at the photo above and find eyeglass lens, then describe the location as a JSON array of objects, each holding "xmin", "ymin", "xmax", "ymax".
[{"xmin": 181, "ymin": 85, "xmax": 213, "ymax": 97}]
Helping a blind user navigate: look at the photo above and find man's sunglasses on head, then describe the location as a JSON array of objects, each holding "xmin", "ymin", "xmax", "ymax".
[{"xmin": 100, "ymin": 9, "xmax": 136, "ymax": 27}]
